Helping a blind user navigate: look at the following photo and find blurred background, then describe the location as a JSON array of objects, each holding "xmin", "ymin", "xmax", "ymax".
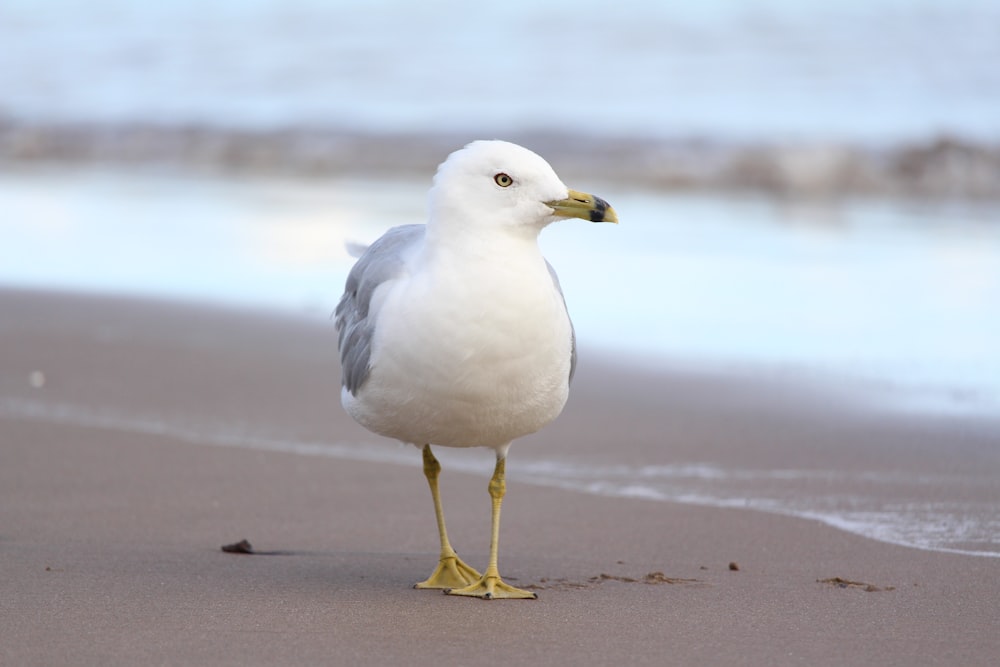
[{"xmin": 2, "ymin": 0, "xmax": 999, "ymax": 413}]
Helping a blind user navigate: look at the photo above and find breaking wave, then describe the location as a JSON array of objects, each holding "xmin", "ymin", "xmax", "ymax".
[{"xmin": 2, "ymin": 118, "xmax": 999, "ymax": 200}]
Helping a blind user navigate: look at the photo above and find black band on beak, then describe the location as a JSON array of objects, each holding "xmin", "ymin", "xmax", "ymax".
[{"xmin": 590, "ymin": 196, "xmax": 610, "ymax": 222}]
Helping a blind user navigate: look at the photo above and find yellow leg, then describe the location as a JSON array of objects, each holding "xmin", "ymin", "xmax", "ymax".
[
  {"xmin": 447, "ymin": 454, "xmax": 537, "ymax": 600},
  {"xmin": 414, "ymin": 445, "xmax": 482, "ymax": 590}
]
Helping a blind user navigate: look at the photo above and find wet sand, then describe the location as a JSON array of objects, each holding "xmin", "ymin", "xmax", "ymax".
[{"xmin": 2, "ymin": 288, "xmax": 999, "ymax": 666}]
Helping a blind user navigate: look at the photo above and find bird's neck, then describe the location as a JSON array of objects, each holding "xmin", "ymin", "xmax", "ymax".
[{"xmin": 423, "ymin": 220, "xmax": 545, "ymax": 268}]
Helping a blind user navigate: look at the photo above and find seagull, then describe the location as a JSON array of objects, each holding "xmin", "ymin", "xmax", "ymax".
[{"xmin": 335, "ymin": 140, "xmax": 617, "ymax": 599}]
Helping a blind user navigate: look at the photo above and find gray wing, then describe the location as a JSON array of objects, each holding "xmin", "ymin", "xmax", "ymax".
[
  {"xmin": 546, "ymin": 260, "xmax": 577, "ymax": 384},
  {"xmin": 335, "ymin": 224, "xmax": 424, "ymax": 395}
]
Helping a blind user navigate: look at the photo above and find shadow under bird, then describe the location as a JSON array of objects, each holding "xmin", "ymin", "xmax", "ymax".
[{"xmin": 335, "ymin": 139, "xmax": 618, "ymax": 599}]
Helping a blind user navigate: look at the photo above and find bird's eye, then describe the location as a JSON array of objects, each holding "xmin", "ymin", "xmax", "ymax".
[{"xmin": 494, "ymin": 173, "xmax": 513, "ymax": 187}]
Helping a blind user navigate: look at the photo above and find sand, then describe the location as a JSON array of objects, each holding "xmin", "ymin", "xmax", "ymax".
[{"xmin": 2, "ymin": 288, "xmax": 999, "ymax": 666}]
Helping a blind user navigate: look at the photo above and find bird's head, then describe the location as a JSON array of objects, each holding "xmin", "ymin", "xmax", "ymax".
[{"xmin": 428, "ymin": 140, "xmax": 618, "ymax": 235}]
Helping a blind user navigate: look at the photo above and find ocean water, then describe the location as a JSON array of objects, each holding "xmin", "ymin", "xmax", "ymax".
[
  {"xmin": 2, "ymin": 0, "xmax": 999, "ymax": 141},
  {"xmin": 2, "ymin": 0, "xmax": 998, "ymax": 557}
]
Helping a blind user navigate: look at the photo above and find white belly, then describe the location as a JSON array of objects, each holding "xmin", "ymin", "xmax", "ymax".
[{"xmin": 342, "ymin": 257, "xmax": 573, "ymax": 450}]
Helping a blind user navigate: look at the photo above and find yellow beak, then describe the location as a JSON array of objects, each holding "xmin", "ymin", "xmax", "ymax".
[{"xmin": 546, "ymin": 189, "xmax": 619, "ymax": 224}]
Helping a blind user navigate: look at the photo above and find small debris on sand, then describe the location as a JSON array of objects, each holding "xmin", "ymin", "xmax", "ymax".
[
  {"xmin": 523, "ymin": 578, "xmax": 591, "ymax": 591},
  {"xmin": 644, "ymin": 571, "xmax": 700, "ymax": 585},
  {"xmin": 818, "ymin": 577, "xmax": 895, "ymax": 592},
  {"xmin": 527, "ymin": 570, "xmax": 702, "ymax": 590},
  {"xmin": 590, "ymin": 571, "xmax": 701, "ymax": 585},
  {"xmin": 729, "ymin": 561, "xmax": 740, "ymax": 571},
  {"xmin": 221, "ymin": 539, "xmax": 255, "ymax": 554}
]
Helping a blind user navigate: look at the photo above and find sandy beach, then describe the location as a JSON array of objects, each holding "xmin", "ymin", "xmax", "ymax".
[{"xmin": 2, "ymin": 288, "xmax": 999, "ymax": 666}]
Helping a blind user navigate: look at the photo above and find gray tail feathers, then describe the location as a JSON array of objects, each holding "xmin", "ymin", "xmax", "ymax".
[{"xmin": 344, "ymin": 240, "xmax": 369, "ymax": 258}]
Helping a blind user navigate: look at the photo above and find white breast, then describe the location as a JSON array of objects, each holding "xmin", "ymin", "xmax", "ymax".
[{"xmin": 343, "ymin": 240, "xmax": 573, "ymax": 450}]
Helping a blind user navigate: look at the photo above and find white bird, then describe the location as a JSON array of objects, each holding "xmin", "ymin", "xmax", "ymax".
[{"xmin": 335, "ymin": 140, "xmax": 617, "ymax": 599}]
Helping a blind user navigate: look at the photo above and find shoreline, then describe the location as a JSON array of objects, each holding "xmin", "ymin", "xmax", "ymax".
[
  {"xmin": 4, "ymin": 287, "xmax": 999, "ymax": 554},
  {"xmin": 3, "ymin": 288, "xmax": 999, "ymax": 665}
]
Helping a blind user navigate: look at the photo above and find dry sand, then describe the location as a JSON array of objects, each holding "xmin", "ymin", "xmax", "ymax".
[{"xmin": 2, "ymin": 288, "xmax": 998, "ymax": 666}]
